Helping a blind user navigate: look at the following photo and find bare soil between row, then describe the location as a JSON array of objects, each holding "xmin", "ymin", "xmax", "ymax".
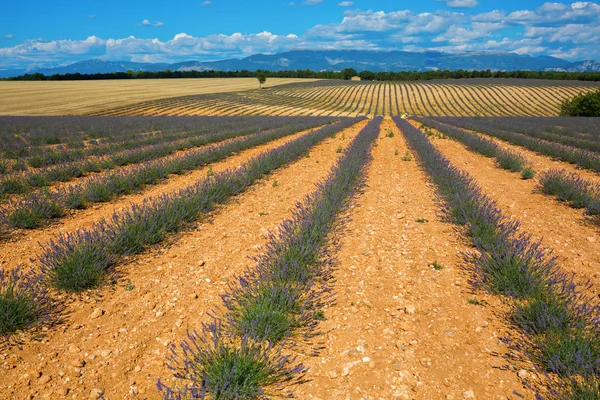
[
  {"xmin": 3, "ymin": 118, "xmax": 593, "ymax": 399},
  {"xmin": 0, "ymin": 122, "xmax": 366, "ymax": 399}
]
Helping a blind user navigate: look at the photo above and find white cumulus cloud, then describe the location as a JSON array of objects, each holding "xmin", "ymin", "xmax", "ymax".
[
  {"xmin": 1, "ymin": 1, "xmax": 600, "ymax": 70},
  {"xmin": 436, "ymin": 0, "xmax": 478, "ymax": 9},
  {"xmin": 141, "ymin": 19, "xmax": 165, "ymax": 27}
]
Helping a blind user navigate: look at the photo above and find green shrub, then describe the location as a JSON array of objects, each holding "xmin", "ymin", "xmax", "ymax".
[
  {"xmin": 560, "ymin": 89, "xmax": 600, "ymax": 117},
  {"xmin": 521, "ymin": 167, "xmax": 535, "ymax": 180},
  {"xmin": 0, "ymin": 269, "xmax": 48, "ymax": 336}
]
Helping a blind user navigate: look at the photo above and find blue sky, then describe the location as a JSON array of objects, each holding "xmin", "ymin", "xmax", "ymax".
[{"xmin": 1, "ymin": 1, "xmax": 599, "ymax": 70}]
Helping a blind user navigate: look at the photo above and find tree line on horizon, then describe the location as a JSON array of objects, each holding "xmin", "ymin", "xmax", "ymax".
[{"xmin": 3, "ymin": 67, "xmax": 600, "ymax": 82}]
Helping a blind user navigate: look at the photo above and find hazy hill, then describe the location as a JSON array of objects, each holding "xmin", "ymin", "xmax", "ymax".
[{"xmin": 1, "ymin": 50, "xmax": 598, "ymax": 78}]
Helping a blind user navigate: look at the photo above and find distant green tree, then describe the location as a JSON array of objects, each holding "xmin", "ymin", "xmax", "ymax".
[
  {"xmin": 342, "ymin": 68, "xmax": 358, "ymax": 80},
  {"xmin": 560, "ymin": 89, "xmax": 600, "ymax": 116},
  {"xmin": 256, "ymin": 72, "xmax": 267, "ymax": 88},
  {"xmin": 359, "ymin": 70, "xmax": 376, "ymax": 81}
]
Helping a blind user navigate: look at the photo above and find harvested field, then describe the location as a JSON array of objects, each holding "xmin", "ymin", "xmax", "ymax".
[
  {"xmin": 1, "ymin": 110, "xmax": 600, "ymax": 400},
  {"xmin": 92, "ymin": 80, "xmax": 600, "ymax": 117},
  {"xmin": 0, "ymin": 78, "xmax": 319, "ymax": 116}
]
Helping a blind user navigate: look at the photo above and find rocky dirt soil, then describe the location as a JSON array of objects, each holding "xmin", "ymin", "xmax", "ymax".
[
  {"xmin": 430, "ymin": 134, "xmax": 600, "ymax": 295},
  {"xmin": 0, "ymin": 123, "xmax": 364, "ymax": 399},
  {"xmin": 296, "ymin": 120, "xmax": 531, "ymax": 400},
  {"xmin": 2, "ymin": 118, "xmax": 593, "ymax": 399},
  {"xmin": 0, "ymin": 124, "xmax": 327, "ymax": 273}
]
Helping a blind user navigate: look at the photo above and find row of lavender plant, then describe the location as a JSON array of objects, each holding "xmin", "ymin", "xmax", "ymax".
[
  {"xmin": 1, "ymin": 127, "xmax": 257, "ymax": 195},
  {"xmin": 414, "ymin": 117, "xmax": 533, "ymax": 177},
  {"xmin": 539, "ymin": 169, "xmax": 600, "ymax": 216},
  {"xmin": 1, "ymin": 118, "xmax": 333, "ymax": 233},
  {"xmin": 15, "ymin": 117, "xmax": 307, "ymax": 170},
  {"xmin": 158, "ymin": 117, "xmax": 382, "ymax": 400},
  {"xmin": 394, "ymin": 117, "xmax": 600, "ymax": 399},
  {"xmin": 0, "ymin": 117, "xmax": 196, "ymax": 165},
  {"xmin": 0, "ymin": 118, "xmax": 363, "ymax": 339},
  {"xmin": 36, "ymin": 117, "xmax": 362, "ymax": 293},
  {"xmin": 447, "ymin": 117, "xmax": 600, "ymax": 146},
  {"xmin": 0, "ymin": 118, "xmax": 333, "ymax": 197},
  {"xmin": 469, "ymin": 117, "xmax": 600, "ymax": 153},
  {"xmin": 0, "ymin": 116, "xmax": 292, "ymax": 159},
  {"xmin": 1, "ymin": 127, "xmax": 250, "ymax": 193},
  {"xmin": 10, "ymin": 128, "xmax": 195, "ymax": 170},
  {"xmin": 431, "ymin": 117, "xmax": 600, "ymax": 173}
]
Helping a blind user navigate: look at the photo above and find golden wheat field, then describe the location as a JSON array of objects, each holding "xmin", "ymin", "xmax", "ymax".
[
  {"xmin": 87, "ymin": 79, "xmax": 600, "ymax": 117},
  {"xmin": 0, "ymin": 78, "xmax": 319, "ymax": 116}
]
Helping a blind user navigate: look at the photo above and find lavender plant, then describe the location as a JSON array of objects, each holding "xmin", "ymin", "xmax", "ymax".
[
  {"xmin": 495, "ymin": 148, "xmax": 526, "ymax": 172},
  {"xmin": 432, "ymin": 117, "xmax": 600, "ymax": 173},
  {"xmin": 159, "ymin": 118, "xmax": 381, "ymax": 399},
  {"xmin": 416, "ymin": 117, "xmax": 529, "ymax": 173},
  {"xmin": 0, "ymin": 267, "xmax": 50, "ymax": 336},
  {"xmin": 157, "ymin": 322, "xmax": 307, "ymax": 400},
  {"xmin": 2, "ymin": 118, "xmax": 335, "ymax": 233},
  {"xmin": 39, "ymin": 228, "xmax": 115, "ymax": 291},
  {"xmin": 38, "ymin": 118, "xmax": 363, "ymax": 292},
  {"xmin": 6, "ymin": 191, "xmax": 64, "ymax": 229},
  {"xmin": 394, "ymin": 117, "xmax": 600, "ymax": 399},
  {"xmin": 521, "ymin": 167, "xmax": 536, "ymax": 180},
  {"xmin": 538, "ymin": 169, "xmax": 600, "ymax": 216}
]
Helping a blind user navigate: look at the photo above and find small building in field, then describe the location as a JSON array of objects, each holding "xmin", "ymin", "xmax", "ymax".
[{"xmin": 351, "ymin": 76, "xmax": 361, "ymax": 81}]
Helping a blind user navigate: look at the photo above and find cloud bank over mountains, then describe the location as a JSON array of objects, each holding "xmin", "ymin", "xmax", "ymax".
[{"xmin": 1, "ymin": 2, "xmax": 599, "ymax": 70}]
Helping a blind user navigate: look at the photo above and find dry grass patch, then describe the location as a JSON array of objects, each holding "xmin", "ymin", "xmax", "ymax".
[{"xmin": 0, "ymin": 78, "xmax": 320, "ymax": 116}]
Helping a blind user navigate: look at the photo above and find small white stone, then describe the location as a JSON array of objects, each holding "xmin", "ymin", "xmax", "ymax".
[
  {"xmin": 89, "ymin": 388, "xmax": 104, "ymax": 399},
  {"xmin": 90, "ymin": 308, "xmax": 104, "ymax": 319}
]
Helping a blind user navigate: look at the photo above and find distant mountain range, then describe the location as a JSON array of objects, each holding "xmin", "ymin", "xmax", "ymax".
[{"xmin": 2, "ymin": 50, "xmax": 599, "ymax": 78}]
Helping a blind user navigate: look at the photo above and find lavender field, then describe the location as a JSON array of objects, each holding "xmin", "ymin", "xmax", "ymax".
[{"xmin": 1, "ymin": 113, "xmax": 599, "ymax": 400}]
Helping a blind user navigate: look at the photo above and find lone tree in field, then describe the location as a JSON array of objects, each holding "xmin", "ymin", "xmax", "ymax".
[
  {"xmin": 342, "ymin": 68, "xmax": 358, "ymax": 80},
  {"xmin": 257, "ymin": 72, "xmax": 267, "ymax": 89}
]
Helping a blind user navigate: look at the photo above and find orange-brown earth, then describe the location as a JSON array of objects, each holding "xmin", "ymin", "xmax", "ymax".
[
  {"xmin": 1, "ymin": 131, "xmax": 274, "ymax": 207},
  {"xmin": 2, "ymin": 116, "xmax": 595, "ymax": 400},
  {"xmin": 1, "ymin": 124, "xmax": 330, "ymax": 272},
  {"xmin": 426, "ymin": 132, "xmax": 600, "ymax": 295},
  {"xmin": 0, "ymin": 122, "xmax": 367, "ymax": 399},
  {"xmin": 296, "ymin": 120, "xmax": 531, "ymax": 400}
]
